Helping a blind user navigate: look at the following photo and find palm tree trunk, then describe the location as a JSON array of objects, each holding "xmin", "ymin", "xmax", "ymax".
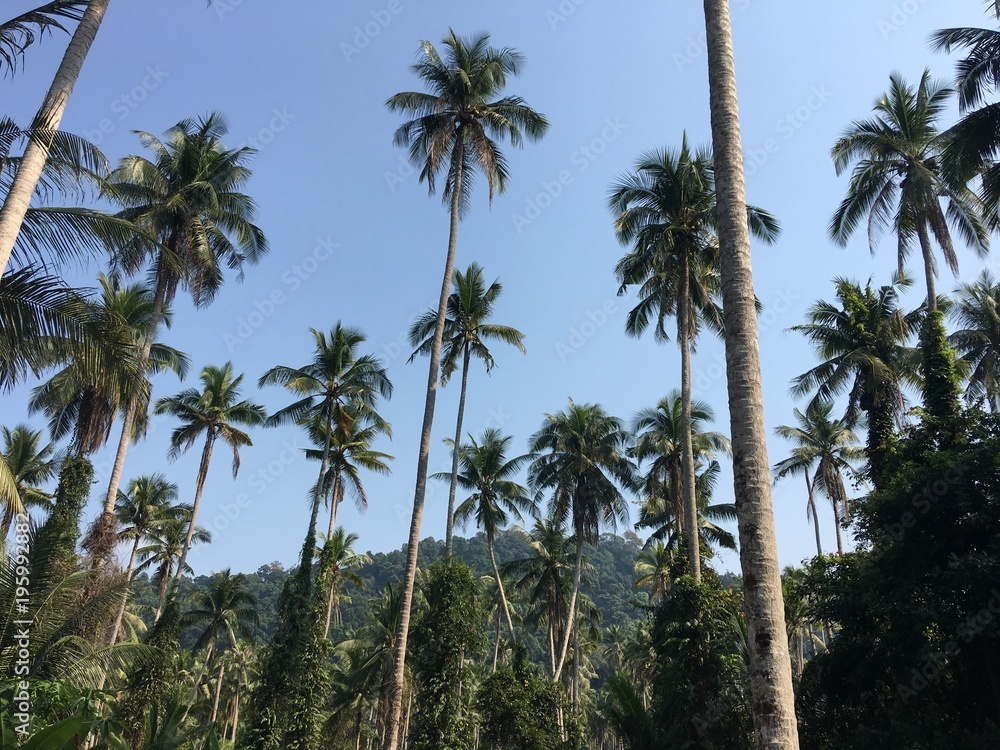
[
  {"xmin": 211, "ymin": 660, "xmax": 226, "ymax": 724},
  {"xmin": 445, "ymin": 343, "xmax": 472, "ymax": 558},
  {"xmin": 173, "ymin": 431, "xmax": 215, "ymax": 584},
  {"xmin": 805, "ymin": 472, "xmax": 822, "ymax": 557},
  {"xmin": 677, "ymin": 248, "xmax": 700, "ymax": 581},
  {"xmin": 488, "ymin": 532, "xmax": 516, "ymax": 639},
  {"xmin": 917, "ymin": 222, "xmax": 937, "ymax": 313},
  {"xmin": 492, "ymin": 610, "xmax": 501, "ymax": 672},
  {"xmin": 324, "ymin": 472, "xmax": 344, "ymax": 638},
  {"xmin": 383, "ymin": 132, "xmax": 465, "ymax": 750},
  {"xmin": 548, "ymin": 610, "xmax": 557, "ymax": 678},
  {"xmin": 703, "ymin": 1, "xmax": 800, "ymax": 746},
  {"xmin": 572, "ymin": 621, "xmax": 580, "ymax": 714},
  {"xmin": 553, "ymin": 524, "xmax": 583, "ymax": 682},
  {"xmin": 0, "ymin": 0, "xmax": 111, "ymax": 277},
  {"xmin": 183, "ymin": 640, "xmax": 215, "ymax": 720},
  {"xmin": 831, "ymin": 496, "xmax": 843, "ymax": 555},
  {"xmin": 230, "ymin": 682, "xmax": 241, "ymax": 743},
  {"xmin": 154, "ymin": 562, "xmax": 169, "ymax": 623},
  {"xmin": 916, "ymin": 223, "xmax": 959, "ymax": 420},
  {"xmin": 108, "ymin": 536, "xmax": 140, "ymax": 645}
]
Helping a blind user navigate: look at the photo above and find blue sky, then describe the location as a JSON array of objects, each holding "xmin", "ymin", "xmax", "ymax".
[{"xmin": 3, "ymin": 0, "xmax": 997, "ymax": 576}]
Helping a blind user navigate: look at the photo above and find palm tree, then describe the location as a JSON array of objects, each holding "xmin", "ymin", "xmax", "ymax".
[
  {"xmin": 108, "ymin": 473, "xmax": 178, "ymax": 644},
  {"xmin": 180, "ymin": 569, "xmax": 259, "ymax": 719},
  {"xmin": 154, "ymin": 362, "xmax": 265, "ymax": 585},
  {"xmin": 634, "ymin": 540, "xmax": 679, "ymax": 604},
  {"xmin": 0, "ymin": 0, "xmax": 111, "ymax": 277},
  {"xmin": 135, "ymin": 505, "xmax": 209, "ymax": 621},
  {"xmin": 29, "ymin": 274, "xmax": 188, "ymax": 458},
  {"xmin": 409, "ymin": 262, "xmax": 525, "ymax": 558},
  {"xmin": 528, "ymin": 400, "xmax": 636, "ymax": 682},
  {"xmin": 610, "ymin": 137, "xmax": 779, "ymax": 581},
  {"xmin": 773, "ymin": 403, "xmax": 865, "ymax": 556},
  {"xmin": 313, "ymin": 527, "xmax": 370, "ymax": 637},
  {"xmin": 791, "ymin": 276, "xmax": 919, "ymax": 486},
  {"xmin": 383, "ymin": 30, "xmax": 548, "ymax": 750},
  {"xmin": 438, "ymin": 428, "xmax": 535, "ymax": 639},
  {"xmin": 98, "ymin": 113, "xmax": 268, "ymax": 547},
  {"xmin": 0, "ymin": 424, "xmax": 59, "ymax": 535},
  {"xmin": 951, "ymin": 270, "xmax": 1000, "ymax": 410},
  {"xmin": 703, "ymin": 0, "xmax": 800, "ymax": 743},
  {"xmin": 830, "ymin": 70, "xmax": 990, "ymax": 419},
  {"xmin": 260, "ymin": 324, "xmax": 392, "ymax": 575}
]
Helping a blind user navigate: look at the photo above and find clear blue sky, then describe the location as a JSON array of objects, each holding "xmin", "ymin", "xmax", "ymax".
[{"xmin": 3, "ymin": 0, "xmax": 996, "ymax": 576}]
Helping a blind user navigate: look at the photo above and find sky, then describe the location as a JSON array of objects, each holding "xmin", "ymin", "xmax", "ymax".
[{"xmin": 2, "ymin": 0, "xmax": 998, "ymax": 577}]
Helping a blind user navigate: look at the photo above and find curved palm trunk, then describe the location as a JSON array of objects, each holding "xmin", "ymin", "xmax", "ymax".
[
  {"xmin": 382, "ymin": 134, "xmax": 465, "ymax": 750},
  {"xmin": 183, "ymin": 640, "xmax": 215, "ymax": 720},
  {"xmin": 487, "ymin": 532, "xmax": 516, "ymax": 639},
  {"xmin": 211, "ymin": 660, "xmax": 226, "ymax": 725},
  {"xmin": 553, "ymin": 521, "xmax": 583, "ymax": 682},
  {"xmin": 804, "ymin": 471, "xmax": 822, "ymax": 557},
  {"xmin": 0, "ymin": 0, "xmax": 110, "ymax": 277},
  {"xmin": 703, "ymin": 1, "xmax": 800, "ymax": 746},
  {"xmin": 173, "ymin": 431, "xmax": 216, "ymax": 585},
  {"xmin": 445, "ymin": 343, "xmax": 472, "ymax": 558},
  {"xmin": 108, "ymin": 536, "xmax": 141, "ymax": 645},
  {"xmin": 677, "ymin": 249, "xmax": 700, "ymax": 581}
]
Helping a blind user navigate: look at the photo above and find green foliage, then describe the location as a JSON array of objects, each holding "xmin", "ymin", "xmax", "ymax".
[
  {"xmin": 798, "ymin": 409, "xmax": 1000, "ymax": 748},
  {"xmin": 32, "ymin": 455, "xmax": 91, "ymax": 576},
  {"xmin": 920, "ymin": 309, "xmax": 961, "ymax": 419},
  {"xmin": 478, "ymin": 655, "xmax": 573, "ymax": 750},
  {"xmin": 409, "ymin": 560, "xmax": 482, "ymax": 750},
  {"xmin": 650, "ymin": 576, "xmax": 751, "ymax": 749}
]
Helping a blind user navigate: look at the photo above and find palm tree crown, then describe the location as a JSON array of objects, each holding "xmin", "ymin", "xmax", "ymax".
[{"xmin": 951, "ymin": 270, "xmax": 1000, "ymax": 410}]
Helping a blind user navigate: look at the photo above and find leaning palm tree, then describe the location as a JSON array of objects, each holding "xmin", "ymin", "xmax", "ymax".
[
  {"xmin": 703, "ymin": 0, "xmax": 800, "ymax": 743},
  {"xmin": 773, "ymin": 403, "xmax": 865, "ymax": 556},
  {"xmin": 0, "ymin": 0, "xmax": 110, "ymax": 277},
  {"xmin": 409, "ymin": 262, "xmax": 525, "ymax": 557},
  {"xmin": 791, "ymin": 276, "xmax": 920, "ymax": 486},
  {"xmin": 108, "ymin": 473, "xmax": 178, "ymax": 644},
  {"xmin": 154, "ymin": 363, "xmax": 265, "ymax": 585},
  {"xmin": 97, "ymin": 113, "xmax": 268, "ymax": 554},
  {"xmin": 437, "ymin": 428, "xmax": 535, "ymax": 639},
  {"xmin": 610, "ymin": 137, "xmax": 779, "ymax": 581},
  {"xmin": 0, "ymin": 424, "xmax": 59, "ymax": 535},
  {"xmin": 260, "ymin": 324, "xmax": 392, "ymax": 575},
  {"xmin": 950, "ymin": 270, "xmax": 1000, "ymax": 410},
  {"xmin": 383, "ymin": 29, "xmax": 548, "ymax": 749},
  {"xmin": 528, "ymin": 400, "xmax": 636, "ymax": 682},
  {"xmin": 830, "ymin": 70, "xmax": 991, "ymax": 419}
]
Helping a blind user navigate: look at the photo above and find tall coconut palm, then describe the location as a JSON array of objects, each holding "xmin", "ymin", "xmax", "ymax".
[
  {"xmin": 950, "ymin": 270, "xmax": 1000, "ymax": 410},
  {"xmin": 383, "ymin": 29, "xmax": 548, "ymax": 750},
  {"xmin": 830, "ymin": 70, "xmax": 990, "ymax": 419},
  {"xmin": 610, "ymin": 137, "xmax": 779, "ymax": 581},
  {"xmin": 0, "ymin": 424, "xmax": 59, "ymax": 535},
  {"xmin": 703, "ymin": 0, "xmax": 800, "ymax": 744},
  {"xmin": 528, "ymin": 400, "xmax": 636, "ymax": 682},
  {"xmin": 108, "ymin": 473, "xmax": 178, "ymax": 644},
  {"xmin": 29, "ymin": 274, "xmax": 188, "ymax": 458},
  {"xmin": 97, "ymin": 113, "xmax": 268, "ymax": 551},
  {"xmin": 135, "ymin": 505, "xmax": 209, "ymax": 621},
  {"xmin": 154, "ymin": 362, "xmax": 264, "ymax": 586},
  {"xmin": 0, "ymin": 0, "xmax": 111, "ymax": 277},
  {"xmin": 773, "ymin": 403, "xmax": 865, "ymax": 556},
  {"xmin": 438, "ymin": 428, "xmax": 535, "ymax": 639},
  {"xmin": 180, "ymin": 569, "xmax": 259, "ymax": 719},
  {"xmin": 409, "ymin": 262, "xmax": 525, "ymax": 558},
  {"xmin": 312, "ymin": 527, "xmax": 370, "ymax": 637},
  {"xmin": 260, "ymin": 324, "xmax": 392, "ymax": 574},
  {"xmin": 791, "ymin": 276, "xmax": 920, "ymax": 486}
]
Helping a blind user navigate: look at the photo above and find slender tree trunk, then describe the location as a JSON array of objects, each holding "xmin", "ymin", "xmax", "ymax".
[
  {"xmin": 382, "ymin": 133, "xmax": 465, "ymax": 750},
  {"xmin": 548, "ymin": 613, "xmax": 557, "ymax": 677},
  {"xmin": 324, "ymin": 471, "xmax": 343, "ymax": 638},
  {"xmin": 553, "ymin": 523, "xmax": 583, "ymax": 682},
  {"xmin": 831, "ymin": 496, "xmax": 843, "ymax": 555},
  {"xmin": 572, "ymin": 621, "xmax": 580, "ymax": 715},
  {"xmin": 445, "ymin": 344, "xmax": 472, "ymax": 558},
  {"xmin": 703, "ymin": 1, "xmax": 800, "ymax": 746},
  {"xmin": 154, "ymin": 562, "xmax": 169, "ymax": 623},
  {"xmin": 917, "ymin": 223, "xmax": 937, "ymax": 313},
  {"xmin": 211, "ymin": 660, "xmax": 226, "ymax": 724},
  {"xmin": 804, "ymin": 472, "xmax": 822, "ymax": 557},
  {"xmin": 492, "ymin": 610, "xmax": 501, "ymax": 672},
  {"xmin": 108, "ymin": 536, "xmax": 140, "ymax": 645},
  {"xmin": 677, "ymin": 249, "xmax": 700, "ymax": 581},
  {"xmin": 488, "ymin": 534, "xmax": 516, "ymax": 639},
  {"xmin": 173, "ymin": 431, "xmax": 215, "ymax": 584},
  {"xmin": 231, "ymin": 683, "xmax": 241, "ymax": 743},
  {"xmin": 0, "ymin": 0, "xmax": 110, "ymax": 277},
  {"xmin": 183, "ymin": 641, "xmax": 215, "ymax": 720}
]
